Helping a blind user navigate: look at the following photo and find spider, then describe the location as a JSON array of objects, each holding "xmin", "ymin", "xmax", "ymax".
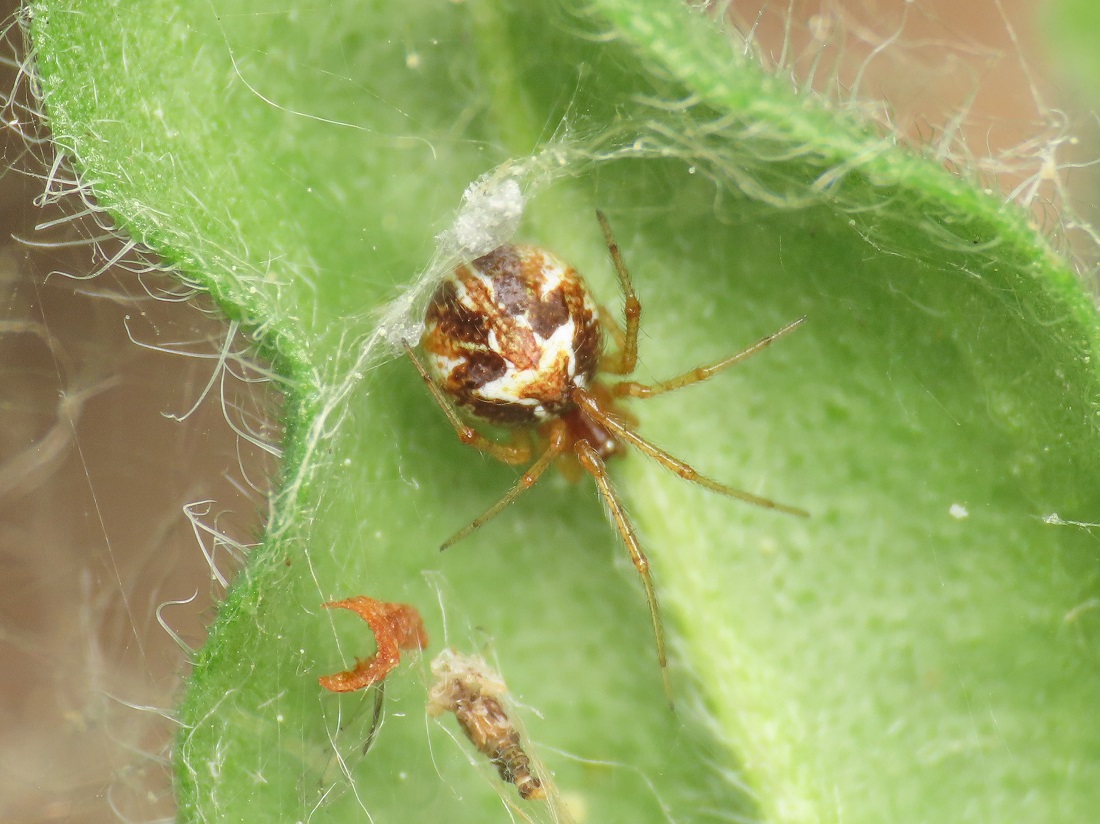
[{"xmin": 405, "ymin": 210, "xmax": 806, "ymax": 696}]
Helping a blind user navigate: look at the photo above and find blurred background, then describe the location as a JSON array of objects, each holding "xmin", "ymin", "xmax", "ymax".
[
  {"xmin": 0, "ymin": 2, "xmax": 281, "ymax": 818},
  {"xmin": 0, "ymin": 0, "xmax": 1092, "ymax": 821}
]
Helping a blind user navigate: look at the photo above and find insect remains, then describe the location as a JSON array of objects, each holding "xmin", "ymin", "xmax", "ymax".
[
  {"xmin": 405, "ymin": 210, "xmax": 806, "ymax": 698},
  {"xmin": 428, "ymin": 648, "xmax": 546, "ymax": 801},
  {"xmin": 318, "ymin": 596, "xmax": 429, "ymax": 693},
  {"xmin": 319, "ymin": 596, "xmax": 429, "ymax": 754}
]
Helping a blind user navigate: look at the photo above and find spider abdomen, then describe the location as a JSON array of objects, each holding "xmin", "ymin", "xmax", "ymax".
[{"xmin": 422, "ymin": 244, "xmax": 602, "ymax": 425}]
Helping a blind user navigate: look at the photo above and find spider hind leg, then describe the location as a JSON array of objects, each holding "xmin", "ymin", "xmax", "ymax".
[
  {"xmin": 574, "ymin": 389, "xmax": 808, "ymax": 517},
  {"xmin": 575, "ymin": 438, "xmax": 673, "ymax": 705}
]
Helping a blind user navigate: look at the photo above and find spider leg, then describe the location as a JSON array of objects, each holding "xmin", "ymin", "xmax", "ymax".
[
  {"xmin": 440, "ymin": 420, "xmax": 569, "ymax": 551},
  {"xmin": 596, "ymin": 210, "xmax": 641, "ymax": 376},
  {"xmin": 405, "ymin": 342, "xmax": 532, "ymax": 465},
  {"xmin": 575, "ymin": 390, "xmax": 809, "ymax": 517},
  {"xmin": 598, "ymin": 305, "xmax": 627, "ymax": 352},
  {"xmin": 575, "ymin": 439, "xmax": 672, "ymax": 705},
  {"xmin": 614, "ymin": 316, "xmax": 806, "ymax": 399}
]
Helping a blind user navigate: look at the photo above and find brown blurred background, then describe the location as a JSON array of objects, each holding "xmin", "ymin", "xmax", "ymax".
[
  {"xmin": 0, "ymin": 1, "xmax": 1084, "ymax": 821},
  {"xmin": 0, "ymin": 5, "xmax": 280, "ymax": 820}
]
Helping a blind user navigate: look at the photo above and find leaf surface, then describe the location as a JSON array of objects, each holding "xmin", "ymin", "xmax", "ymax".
[{"xmin": 32, "ymin": 1, "xmax": 1100, "ymax": 821}]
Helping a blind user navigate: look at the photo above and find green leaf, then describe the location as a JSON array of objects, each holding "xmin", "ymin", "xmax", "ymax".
[
  {"xmin": 32, "ymin": 0, "xmax": 1100, "ymax": 822},
  {"xmin": 1048, "ymin": 0, "xmax": 1100, "ymax": 104}
]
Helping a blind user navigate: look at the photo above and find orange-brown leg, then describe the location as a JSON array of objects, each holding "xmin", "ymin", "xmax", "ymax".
[
  {"xmin": 575, "ymin": 389, "xmax": 809, "ymax": 517},
  {"xmin": 441, "ymin": 420, "xmax": 570, "ymax": 550},
  {"xmin": 405, "ymin": 342, "xmax": 532, "ymax": 466},
  {"xmin": 599, "ymin": 305, "xmax": 627, "ymax": 353},
  {"xmin": 318, "ymin": 596, "xmax": 429, "ymax": 693},
  {"xmin": 596, "ymin": 210, "xmax": 641, "ymax": 376},
  {"xmin": 613, "ymin": 316, "xmax": 806, "ymax": 399},
  {"xmin": 575, "ymin": 439, "xmax": 672, "ymax": 705}
]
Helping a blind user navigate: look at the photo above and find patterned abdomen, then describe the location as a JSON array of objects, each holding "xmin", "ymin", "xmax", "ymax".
[{"xmin": 422, "ymin": 244, "xmax": 602, "ymax": 425}]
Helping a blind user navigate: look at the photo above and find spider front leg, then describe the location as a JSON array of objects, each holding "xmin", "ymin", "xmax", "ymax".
[
  {"xmin": 440, "ymin": 420, "xmax": 569, "ymax": 550},
  {"xmin": 596, "ymin": 210, "xmax": 641, "ymax": 376},
  {"xmin": 575, "ymin": 438, "xmax": 672, "ymax": 704},
  {"xmin": 404, "ymin": 342, "xmax": 532, "ymax": 466},
  {"xmin": 613, "ymin": 316, "xmax": 807, "ymax": 399}
]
